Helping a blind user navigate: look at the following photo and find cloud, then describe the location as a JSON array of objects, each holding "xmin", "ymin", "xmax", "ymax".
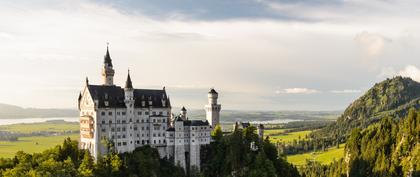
[
  {"xmin": 378, "ymin": 65, "xmax": 420, "ymax": 82},
  {"xmin": 276, "ymin": 88, "xmax": 319, "ymax": 94},
  {"xmin": 354, "ymin": 31, "xmax": 391, "ymax": 57},
  {"xmin": 331, "ymin": 89, "xmax": 362, "ymax": 94},
  {"xmin": 398, "ymin": 65, "xmax": 420, "ymax": 82}
]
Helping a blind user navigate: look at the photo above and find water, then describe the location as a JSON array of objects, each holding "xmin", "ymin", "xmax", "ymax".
[{"xmin": 0, "ymin": 117, "xmax": 79, "ymax": 125}]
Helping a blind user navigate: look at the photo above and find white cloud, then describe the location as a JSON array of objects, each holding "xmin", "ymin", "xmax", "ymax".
[
  {"xmin": 378, "ymin": 65, "xmax": 420, "ymax": 82},
  {"xmin": 331, "ymin": 89, "xmax": 362, "ymax": 94},
  {"xmin": 354, "ymin": 31, "xmax": 391, "ymax": 57},
  {"xmin": 398, "ymin": 65, "xmax": 420, "ymax": 82},
  {"xmin": 276, "ymin": 88, "xmax": 319, "ymax": 94}
]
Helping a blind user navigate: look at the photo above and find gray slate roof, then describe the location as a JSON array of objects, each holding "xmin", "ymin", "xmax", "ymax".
[{"xmin": 85, "ymin": 85, "xmax": 170, "ymax": 108}]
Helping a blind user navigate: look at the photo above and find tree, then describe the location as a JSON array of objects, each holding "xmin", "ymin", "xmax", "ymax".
[
  {"xmin": 78, "ymin": 152, "xmax": 94, "ymax": 177},
  {"xmin": 211, "ymin": 124, "xmax": 223, "ymax": 142}
]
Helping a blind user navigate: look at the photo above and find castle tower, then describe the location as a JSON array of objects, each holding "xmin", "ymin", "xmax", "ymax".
[
  {"xmin": 257, "ymin": 124, "xmax": 264, "ymax": 139},
  {"xmin": 124, "ymin": 70, "xmax": 135, "ymax": 152},
  {"xmin": 180, "ymin": 106, "xmax": 187, "ymax": 120},
  {"xmin": 205, "ymin": 88, "xmax": 221, "ymax": 128},
  {"xmin": 102, "ymin": 45, "xmax": 115, "ymax": 85}
]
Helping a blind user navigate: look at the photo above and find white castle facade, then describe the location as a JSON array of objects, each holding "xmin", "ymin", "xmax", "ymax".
[{"xmin": 78, "ymin": 47, "xmax": 221, "ymax": 170}]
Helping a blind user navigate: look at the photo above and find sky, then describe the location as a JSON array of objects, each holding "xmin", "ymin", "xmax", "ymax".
[{"xmin": 1, "ymin": 0, "xmax": 420, "ymax": 111}]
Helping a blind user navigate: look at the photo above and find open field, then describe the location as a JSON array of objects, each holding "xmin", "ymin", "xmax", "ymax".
[
  {"xmin": 287, "ymin": 144, "xmax": 346, "ymax": 166},
  {"xmin": 267, "ymin": 130, "xmax": 312, "ymax": 143},
  {"xmin": 0, "ymin": 121, "xmax": 79, "ymax": 134},
  {"xmin": 264, "ymin": 129, "xmax": 289, "ymax": 136},
  {"xmin": 0, "ymin": 134, "xmax": 79, "ymax": 158}
]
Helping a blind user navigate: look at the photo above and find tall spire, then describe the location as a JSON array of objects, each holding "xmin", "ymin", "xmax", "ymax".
[
  {"xmin": 104, "ymin": 43, "xmax": 113, "ymax": 67},
  {"xmin": 125, "ymin": 69, "xmax": 133, "ymax": 89},
  {"xmin": 102, "ymin": 43, "xmax": 115, "ymax": 86}
]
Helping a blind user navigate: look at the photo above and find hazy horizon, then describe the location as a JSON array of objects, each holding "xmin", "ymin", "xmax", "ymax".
[{"xmin": 1, "ymin": 0, "xmax": 420, "ymax": 111}]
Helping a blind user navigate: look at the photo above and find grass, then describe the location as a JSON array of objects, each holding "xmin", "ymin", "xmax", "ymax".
[
  {"xmin": 0, "ymin": 121, "xmax": 79, "ymax": 134},
  {"xmin": 0, "ymin": 121, "xmax": 79, "ymax": 158},
  {"xmin": 287, "ymin": 144, "xmax": 346, "ymax": 166},
  {"xmin": 264, "ymin": 129, "xmax": 289, "ymax": 136},
  {"xmin": 267, "ymin": 130, "xmax": 312, "ymax": 143},
  {"xmin": 0, "ymin": 134, "xmax": 79, "ymax": 158}
]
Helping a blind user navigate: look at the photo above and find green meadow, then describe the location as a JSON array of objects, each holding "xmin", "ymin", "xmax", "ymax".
[
  {"xmin": 267, "ymin": 130, "xmax": 312, "ymax": 143},
  {"xmin": 0, "ymin": 134, "xmax": 79, "ymax": 158},
  {"xmin": 0, "ymin": 121, "xmax": 79, "ymax": 134},
  {"xmin": 0, "ymin": 121, "xmax": 79, "ymax": 158},
  {"xmin": 287, "ymin": 144, "xmax": 346, "ymax": 166}
]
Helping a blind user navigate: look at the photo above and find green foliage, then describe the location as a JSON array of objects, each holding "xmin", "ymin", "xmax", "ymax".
[
  {"xmin": 317, "ymin": 77, "xmax": 420, "ymax": 140},
  {"xmin": 211, "ymin": 124, "xmax": 223, "ymax": 142},
  {"xmin": 0, "ymin": 138, "xmax": 184, "ymax": 177},
  {"xmin": 201, "ymin": 126, "xmax": 300, "ymax": 177},
  {"xmin": 302, "ymin": 108, "xmax": 420, "ymax": 177}
]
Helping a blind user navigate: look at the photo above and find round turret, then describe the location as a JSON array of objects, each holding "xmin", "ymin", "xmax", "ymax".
[{"xmin": 208, "ymin": 88, "xmax": 218, "ymax": 104}]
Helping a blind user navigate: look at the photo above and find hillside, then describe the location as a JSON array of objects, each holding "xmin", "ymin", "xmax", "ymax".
[
  {"xmin": 318, "ymin": 76, "xmax": 420, "ymax": 138},
  {"xmin": 302, "ymin": 109, "xmax": 419, "ymax": 177},
  {"xmin": 0, "ymin": 103, "xmax": 78, "ymax": 119}
]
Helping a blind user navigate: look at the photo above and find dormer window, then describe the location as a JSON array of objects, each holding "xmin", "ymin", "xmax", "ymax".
[
  {"xmin": 104, "ymin": 101, "xmax": 109, "ymax": 106},
  {"xmin": 104, "ymin": 93, "xmax": 108, "ymax": 99}
]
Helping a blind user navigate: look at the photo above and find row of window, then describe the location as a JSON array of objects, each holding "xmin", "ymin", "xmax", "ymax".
[
  {"xmin": 101, "ymin": 125, "xmax": 167, "ymax": 132},
  {"xmin": 101, "ymin": 111, "xmax": 169, "ymax": 116},
  {"xmin": 114, "ymin": 138, "xmax": 208, "ymax": 147},
  {"xmin": 116, "ymin": 139, "xmax": 167, "ymax": 147},
  {"xmin": 101, "ymin": 118, "xmax": 167, "ymax": 124}
]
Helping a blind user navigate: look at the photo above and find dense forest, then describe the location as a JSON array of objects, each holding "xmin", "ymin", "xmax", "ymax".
[
  {"xmin": 301, "ymin": 109, "xmax": 419, "ymax": 177},
  {"xmin": 0, "ymin": 125, "xmax": 299, "ymax": 177},
  {"xmin": 316, "ymin": 77, "xmax": 420, "ymax": 140}
]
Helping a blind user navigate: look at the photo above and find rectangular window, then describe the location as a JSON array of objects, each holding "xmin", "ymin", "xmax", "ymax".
[
  {"xmin": 117, "ymin": 112, "xmax": 120, "ymax": 115},
  {"xmin": 145, "ymin": 112, "xmax": 149, "ymax": 115},
  {"xmin": 108, "ymin": 112, "xmax": 112, "ymax": 116},
  {"xmin": 122, "ymin": 112, "xmax": 126, "ymax": 116},
  {"xmin": 101, "ymin": 112, "xmax": 105, "ymax": 116},
  {"xmin": 138, "ymin": 112, "xmax": 142, "ymax": 115}
]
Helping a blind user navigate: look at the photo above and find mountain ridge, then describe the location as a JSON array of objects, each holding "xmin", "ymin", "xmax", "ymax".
[
  {"xmin": 0, "ymin": 103, "xmax": 78, "ymax": 119},
  {"xmin": 318, "ymin": 76, "xmax": 420, "ymax": 138}
]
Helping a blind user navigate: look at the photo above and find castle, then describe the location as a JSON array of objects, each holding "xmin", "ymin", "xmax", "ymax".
[{"xmin": 78, "ymin": 47, "xmax": 221, "ymax": 170}]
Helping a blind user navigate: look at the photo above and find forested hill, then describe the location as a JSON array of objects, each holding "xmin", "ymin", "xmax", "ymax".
[
  {"xmin": 319, "ymin": 76, "xmax": 420, "ymax": 138},
  {"xmin": 302, "ymin": 109, "xmax": 419, "ymax": 177},
  {"xmin": 0, "ymin": 103, "xmax": 78, "ymax": 118}
]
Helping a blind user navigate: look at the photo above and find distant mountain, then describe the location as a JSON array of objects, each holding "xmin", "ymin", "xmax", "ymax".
[
  {"xmin": 319, "ymin": 76, "xmax": 420, "ymax": 138},
  {"xmin": 0, "ymin": 103, "xmax": 78, "ymax": 119}
]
